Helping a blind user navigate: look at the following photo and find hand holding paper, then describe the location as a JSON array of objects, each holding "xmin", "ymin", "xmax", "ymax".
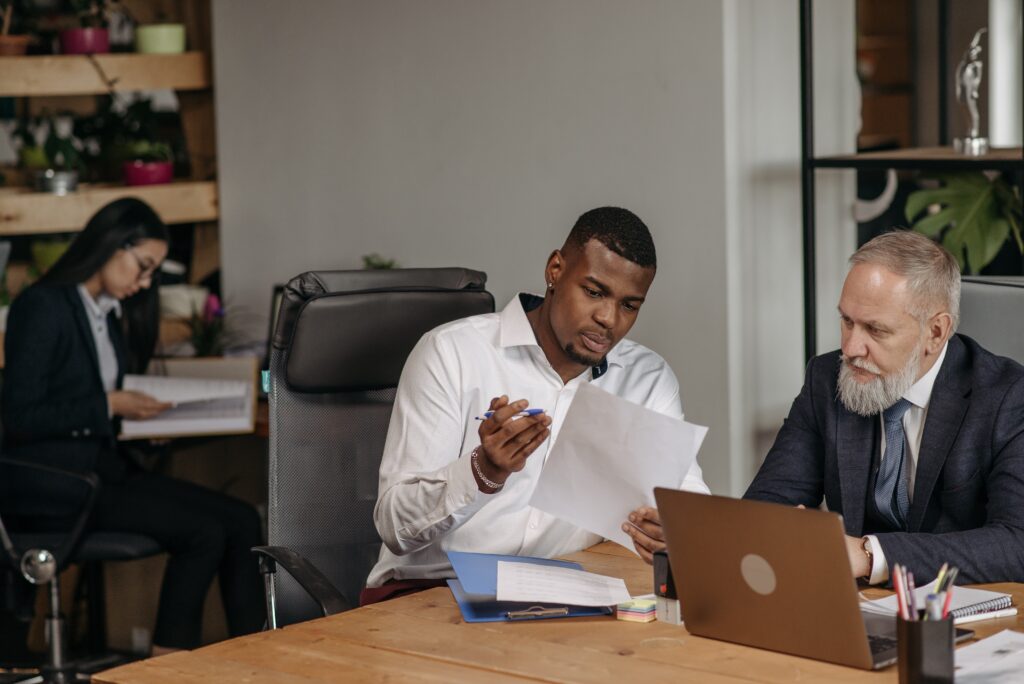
[{"xmin": 528, "ymin": 383, "xmax": 708, "ymax": 552}]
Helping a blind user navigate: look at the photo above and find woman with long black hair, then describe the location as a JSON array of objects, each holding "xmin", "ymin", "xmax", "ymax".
[{"xmin": 2, "ymin": 198, "xmax": 264, "ymax": 653}]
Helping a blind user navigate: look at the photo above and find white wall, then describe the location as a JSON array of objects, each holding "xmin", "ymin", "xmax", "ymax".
[{"xmin": 212, "ymin": 0, "xmax": 855, "ymax": 495}]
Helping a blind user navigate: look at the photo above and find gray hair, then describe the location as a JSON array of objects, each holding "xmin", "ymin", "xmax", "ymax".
[{"xmin": 849, "ymin": 230, "xmax": 961, "ymax": 330}]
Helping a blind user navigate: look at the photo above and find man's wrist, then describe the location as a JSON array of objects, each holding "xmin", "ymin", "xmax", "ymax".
[
  {"xmin": 471, "ymin": 446, "xmax": 506, "ymax": 492},
  {"xmin": 860, "ymin": 537, "xmax": 873, "ymax": 579}
]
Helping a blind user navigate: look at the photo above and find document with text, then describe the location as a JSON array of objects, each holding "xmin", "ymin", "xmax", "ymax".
[
  {"xmin": 528, "ymin": 382, "xmax": 708, "ymax": 552},
  {"xmin": 495, "ymin": 560, "xmax": 631, "ymax": 607}
]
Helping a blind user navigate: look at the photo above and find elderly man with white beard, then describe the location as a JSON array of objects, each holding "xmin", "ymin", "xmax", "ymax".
[{"xmin": 745, "ymin": 230, "xmax": 1024, "ymax": 585}]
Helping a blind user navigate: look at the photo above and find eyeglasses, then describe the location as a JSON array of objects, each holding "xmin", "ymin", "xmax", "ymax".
[{"xmin": 125, "ymin": 246, "xmax": 160, "ymax": 282}]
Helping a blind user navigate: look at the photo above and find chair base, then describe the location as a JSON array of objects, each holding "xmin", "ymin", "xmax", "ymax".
[{"xmin": 2, "ymin": 651, "xmax": 132, "ymax": 684}]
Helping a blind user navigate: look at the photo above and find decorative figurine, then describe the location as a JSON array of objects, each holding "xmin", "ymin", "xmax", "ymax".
[{"xmin": 954, "ymin": 28, "xmax": 989, "ymax": 156}]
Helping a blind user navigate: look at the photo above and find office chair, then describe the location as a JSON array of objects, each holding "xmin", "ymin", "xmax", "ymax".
[
  {"xmin": 0, "ymin": 458, "xmax": 161, "ymax": 684},
  {"xmin": 959, "ymin": 276, "xmax": 1024, "ymax": 364},
  {"xmin": 254, "ymin": 268, "xmax": 494, "ymax": 628}
]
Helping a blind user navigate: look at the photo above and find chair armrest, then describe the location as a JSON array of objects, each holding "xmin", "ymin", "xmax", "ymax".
[
  {"xmin": 0, "ymin": 457, "xmax": 100, "ymax": 571},
  {"xmin": 251, "ymin": 545, "xmax": 351, "ymax": 617}
]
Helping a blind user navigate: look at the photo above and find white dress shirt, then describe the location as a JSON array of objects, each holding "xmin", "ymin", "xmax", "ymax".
[
  {"xmin": 77, "ymin": 284, "xmax": 121, "ymax": 393},
  {"xmin": 865, "ymin": 341, "xmax": 949, "ymax": 584},
  {"xmin": 366, "ymin": 293, "xmax": 710, "ymax": 586}
]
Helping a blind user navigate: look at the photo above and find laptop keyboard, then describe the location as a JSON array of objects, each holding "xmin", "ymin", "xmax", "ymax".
[{"xmin": 868, "ymin": 634, "xmax": 898, "ymax": 655}]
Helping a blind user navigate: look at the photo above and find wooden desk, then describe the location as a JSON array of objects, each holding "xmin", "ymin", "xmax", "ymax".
[{"xmin": 94, "ymin": 543, "xmax": 1024, "ymax": 683}]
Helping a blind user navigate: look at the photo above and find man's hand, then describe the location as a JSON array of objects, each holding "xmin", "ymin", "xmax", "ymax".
[
  {"xmin": 473, "ymin": 395, "xmax": 551, "ymax": 491},
  {"xmin": 108, "ymin": 390, "xmax": 173, "ymax": 420},
  {"xmin": 622, "ymin": 506, "xmax": 664, "ymax": 564},
  {"xmin": 845, "ymin": 534, "xmax": 871, "ymax": 579}
]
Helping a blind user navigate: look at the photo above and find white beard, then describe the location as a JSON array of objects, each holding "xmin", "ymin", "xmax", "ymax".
[{"xmin": 837, "ymin": 345, "xmax": 922, "ymax": 417}]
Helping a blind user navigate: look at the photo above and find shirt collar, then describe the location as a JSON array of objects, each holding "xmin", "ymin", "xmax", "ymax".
[
  {"xmin": 498, "ymin": 292, "xmax": 616, "ymax": 379},
  {"xmin": 903, "ymin": 340, "xmax": 949, "ymax": 409},
  {"xmin": 77, "ymin": 284, "xmax": 122, "ymax": 320}
]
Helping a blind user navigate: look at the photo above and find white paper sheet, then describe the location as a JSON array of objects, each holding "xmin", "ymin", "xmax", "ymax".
[
  {"xmin": 954, "ymin": 630, "xmax": 1024, "ymax": 683},
  {"xmin": 495, "ymin": 560, "xmax": 631, "ymax": 607},
  {"xmin": 123, "ymin": 374, "xmax": 247, "ymax": 405},
  {"xmin": 528, "ymin": 382, "xmax": 707, "ymax": 551}
]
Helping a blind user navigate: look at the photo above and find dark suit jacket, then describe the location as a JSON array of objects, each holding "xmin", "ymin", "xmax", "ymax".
[
  {"xmin": 744, "ymin": 334, "xmax": 1024, "ymax": 584},
  {"xmin": 2, "ymin": 284, "xmax": 126, "ymax": 494}
]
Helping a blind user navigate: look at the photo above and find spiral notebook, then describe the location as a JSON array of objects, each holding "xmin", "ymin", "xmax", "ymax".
[{"xmin": 862, "ymin": 579, "xmax": 1013, "ymax": 620}]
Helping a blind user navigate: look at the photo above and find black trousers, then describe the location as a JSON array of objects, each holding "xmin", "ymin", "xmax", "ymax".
[{"xmin": 91, "ymin": 471, "xmax": 265, "ymax": 649}]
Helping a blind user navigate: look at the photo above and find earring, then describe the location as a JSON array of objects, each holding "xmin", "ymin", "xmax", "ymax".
[{"xmin": 547, "ymin": 282, "xmax": 553, "ymax": 289}]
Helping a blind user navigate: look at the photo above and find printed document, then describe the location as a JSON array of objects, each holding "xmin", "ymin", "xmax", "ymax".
[
  {"xmin": 495, "ymin": 560, "xmax": 631, "ymax": 607},
  {"xmin": 528, "ymin": 382, "xmax": 707, "ymax": 552},
  {"xmin": 954, "ymin": 630, "xmax": 1024, "ymax": 683}
]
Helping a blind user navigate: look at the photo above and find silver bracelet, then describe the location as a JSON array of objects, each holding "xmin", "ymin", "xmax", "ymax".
[{"xmin": 471, "ymin": 446, "xmax": 504, "ymax": 491}]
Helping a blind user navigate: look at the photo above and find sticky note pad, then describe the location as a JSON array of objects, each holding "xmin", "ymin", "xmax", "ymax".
[{"xmin": 616, "ymin": 598, "xmax": 657, "ymax": 623}]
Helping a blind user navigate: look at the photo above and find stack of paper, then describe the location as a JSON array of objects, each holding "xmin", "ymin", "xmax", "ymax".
[
  {"xmin": 445, "ymin": 551, "xmax": 627, "ymax": 622},
  {"xmin": 616, "ymin": 597, "xmax": 657, "ymax": 623},
  {"xmin": 955, "ymin": 630, "xmax": 1024, "ymax": 682}
]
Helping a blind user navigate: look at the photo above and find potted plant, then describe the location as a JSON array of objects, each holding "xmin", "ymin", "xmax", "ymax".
[
  {"xmin": 0, "ymin": 1, "xmax": 31, "ymax": 55},
  {"xmin": 135, "ymin": 10, "xmax": 184, "ymax": 54},
  {"xmin": 190, "ymin": 293, "xmax": 226, "ymax": 357},
  {"xmin": 74, "ymin": 96, "xmax": 179, "ymax": 184},
  {"xmin": 906, "ymin": 173, "xmax": 1023, "ymax": 275},
  {"xmin": 122, "ymin": 140, "xmax": 172, "ymax": 185},
  {"xmin": 14, "ymin": 118, "xmax": 86, "ymax": 194},
  {"xmin": 60, "ymin": 0, "xmax": 110, "ymax": 54}
]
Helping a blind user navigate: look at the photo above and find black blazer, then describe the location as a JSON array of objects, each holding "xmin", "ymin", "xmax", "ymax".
[
  {"xmin": 745, "ymin": 334, "xmax": 1024, "ymax": 584},
  {"xmin": 2, "ymin": 283, "xmax": 126, "ymax": 486}
]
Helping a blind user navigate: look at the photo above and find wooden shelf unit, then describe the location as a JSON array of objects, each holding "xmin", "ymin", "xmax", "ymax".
[
  {"xmin": 814, "ymin": 146, "xmax": 1024, "ymax": 171},
  {"xmin": 0, "ymin": 181, "xmax": 218, "ymax": 236},
  {"xmin": 0, "ymin": 52, "xmax": 210, "ymax": 97}
]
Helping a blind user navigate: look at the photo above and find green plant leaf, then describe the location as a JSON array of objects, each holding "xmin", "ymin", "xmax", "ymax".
[
  {"xmin": 905, "ymin": 188, "xmax": 949, "ymax": 222},
  {"xmin": 910, "ymin": 207, "xmax": 955, "ymax": 237},
  {"xmin": 906, "ymin": 172, "xmax": 1018, "ymax": 274}
]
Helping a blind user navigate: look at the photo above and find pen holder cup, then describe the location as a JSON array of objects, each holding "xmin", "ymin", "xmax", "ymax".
[{"xmin": 897, "ymin": 612, "xmax": 954, "ymax": 684}]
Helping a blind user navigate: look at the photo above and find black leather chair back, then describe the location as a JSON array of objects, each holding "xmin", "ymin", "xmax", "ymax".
[{"xmin": 267, "ymin": 268, "xmax": 494, "ymax": 626}]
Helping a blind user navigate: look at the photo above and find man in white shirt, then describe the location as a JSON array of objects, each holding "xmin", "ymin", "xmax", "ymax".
[
  {"xmin": 364, "ymin": 207, "xmax": 710, "ymax": 603},
  {"xmin": 745, "ymin": 230, "xmax": 1024, "ymax": 585}
]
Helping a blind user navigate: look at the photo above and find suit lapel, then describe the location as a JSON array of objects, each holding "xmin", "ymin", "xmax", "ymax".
[
  {"xmin": 66, "ymin": 285, "xmax": 104, "ymax": 386},
  {"xmin": 836, "ymin": 402, "xmax": 877, "ymax": 536},
  {"xmin": 908, "ymin": 336, "xmax": 971, "ymax": 531}
]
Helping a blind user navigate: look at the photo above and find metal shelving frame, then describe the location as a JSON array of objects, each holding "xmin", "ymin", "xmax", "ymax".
[{"xmin": 798, "ymin": 0, "xmax": 1024, "ymax": 361}]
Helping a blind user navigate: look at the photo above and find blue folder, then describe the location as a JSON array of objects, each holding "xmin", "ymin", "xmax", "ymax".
[{"xmin": 446, "ymin": 550, "xmax": 614, "ymax": 622}]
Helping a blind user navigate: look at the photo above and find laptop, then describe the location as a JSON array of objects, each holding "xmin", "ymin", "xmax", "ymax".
[{"xmin": 653, "ymin": 489, "xmax": 971, "ymax": 670}]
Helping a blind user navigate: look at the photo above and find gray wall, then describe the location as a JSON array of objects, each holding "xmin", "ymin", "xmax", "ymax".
[{"xmin": 212, "ymin": 0, "xmax": 855, "ymax": 495}]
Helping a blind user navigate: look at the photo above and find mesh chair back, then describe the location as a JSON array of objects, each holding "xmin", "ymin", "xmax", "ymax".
[
  {"xmin": 959, "ymin": 276, "xmax": 1024, "ymax": 364},
  {"xmin": 267, "ymin": 268, "xmax": 494, "ymax": 625}
]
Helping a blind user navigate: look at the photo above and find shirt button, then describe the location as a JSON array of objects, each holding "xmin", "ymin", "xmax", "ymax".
[
  {"xmin": 83, "ymin": 428, "xmax": 91, "ymax": 436},
  {"xmin": 530, "ymin": 522, "xmax": 538, "ymax": 529},
  {"xmin": 71, "ymin": 430, "xmax": 79, "ymax": 437}
]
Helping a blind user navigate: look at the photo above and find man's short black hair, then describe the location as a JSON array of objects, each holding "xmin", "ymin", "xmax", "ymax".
[{"xmin": 565, "ymin": 207, "xmax": 657, "ymax": 268}]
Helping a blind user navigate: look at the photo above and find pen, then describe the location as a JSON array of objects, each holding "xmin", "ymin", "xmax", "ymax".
[
  {"xmin": 907, "ymin": 571, "xmax": 918, "ymax": 619},
  {"xmin": 475, "ymin": 408, "xmax": 546, "ymax": 420}
]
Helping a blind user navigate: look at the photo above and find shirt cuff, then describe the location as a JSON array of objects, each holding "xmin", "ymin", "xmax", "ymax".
[
  {"xmin": 865, "ymin": 535, "xmax": 889, "ymax": 585},
  {"xmin": 443, "ymin": 449, "xmax": 493, "ymax": 510}
]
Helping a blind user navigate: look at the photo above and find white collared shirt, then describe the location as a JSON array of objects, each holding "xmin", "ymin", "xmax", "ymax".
[
  {"xmin": 366, "ymin": 293, "xmax": 709, "ymax": 586},
  {"xmin": 866, "ymin": 341, "xmax": 949, "ymax": 584},
  {"xmin": 77, "ymin": 284, "xmax": 122, "ymax": 393}
]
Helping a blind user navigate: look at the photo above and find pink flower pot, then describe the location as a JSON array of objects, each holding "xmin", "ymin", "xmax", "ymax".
[
  {"xmin": 59, "ymin": 28, "xmax": 110, "ymax": 55},
  {"xmin": 122, "ymin": 160, "xmax": 173, "ymax": 186}
]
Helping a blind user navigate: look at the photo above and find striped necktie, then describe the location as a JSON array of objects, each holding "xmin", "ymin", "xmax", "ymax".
[{"xmin": 874, "ymin": 398, "xmax": 912, "ymax": 529}]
